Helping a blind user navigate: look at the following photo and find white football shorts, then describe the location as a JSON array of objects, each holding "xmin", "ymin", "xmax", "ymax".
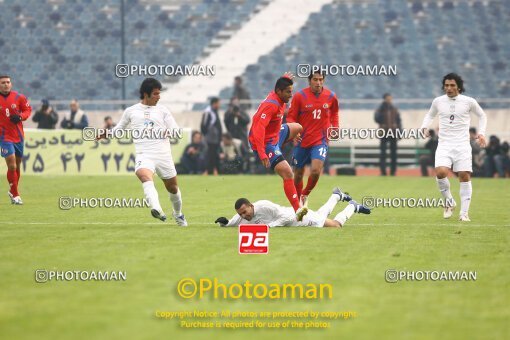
[
  {"xmin": 435, "ymin": 143, "xmax": 472, "ymax": 172},
  {"xmin": 135, "ymin": 152, "xmax": 177, "ymax": 179}
]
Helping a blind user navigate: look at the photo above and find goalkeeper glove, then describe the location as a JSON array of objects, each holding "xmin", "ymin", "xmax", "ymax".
[
  {"xmin": 9, "ymin": 115, "xmax": 22, "ymax": 123},
  {"xmin": 214, "ymin": 217, "xmax": 229, "ymax": 226}
]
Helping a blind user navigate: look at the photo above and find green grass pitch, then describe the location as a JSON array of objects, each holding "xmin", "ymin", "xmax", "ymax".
[{"xmin": 1, "ymin": 175, "xmax": 509, "ymax": 340}]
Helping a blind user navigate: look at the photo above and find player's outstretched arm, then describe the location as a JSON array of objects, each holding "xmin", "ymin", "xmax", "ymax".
[
  {"xmin": 19, "ymin": 95, "xmax": 32, "ymax": 120},
  {"xmin": 472, "ymin": 99, "xmax": 487, "ymax": 148},
  {"xmin": 286, "ymin": 92, "xmax": 300, "ymax": 124},
  {"xmin": 214, "ymin": 217, "xmax": 229, "ymax": 227},
  {"xmin": 420, "ymin": 98, "xmax": 439, "ymax": 136},
  {"xmin": 476, "ymin": 134, "xmax": 487, "ymax": 148},
  {"xmin": 251, "ymin": 108, "xmax": 272, "ymax": 167},
  {"xmin": 217, "ymin": 214, "xmax": 243, "ymax": 227},
  {"xmin": 330, "ymin": 94, "xmax": 340, "ymax": 129},
  {"xmin": 106, "ymin": 108, "xmax": 131, "ymax": 137},
  {"xmin": 163, "ymin": 106, "xmax": 180, "ymax": 130}
]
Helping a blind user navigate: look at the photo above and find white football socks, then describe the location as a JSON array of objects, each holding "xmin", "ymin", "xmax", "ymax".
[
  {"xmin": 142, "ymin": 181, "xmax": 163, "ymax": 212},
  {"xmin": 334, "ymin": 204, "xmax": 355, "ymax": 227},
  {"xmin": 436, "ymin": 177, "xmax": 454, "ymax": 206},
  {"xmin": 317, "ymin": 194, "xmax": 340, "ymax": 219},
  {"xmin": 459, "ymin": 181, "xmax": 472, "ymax": 216},
  {"xmin": 169, "ymin": 188, "xmax": 183, "ymax": 216}
]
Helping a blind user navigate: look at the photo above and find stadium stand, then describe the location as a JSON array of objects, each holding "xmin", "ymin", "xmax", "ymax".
[
  {"xmin": 2, "ymin": 0, "xmax": 508, "ymax": 107},
  {"xmin": 218, "ymin": 0, "xmax": 510, "ymax": 107},
  {"xmin": 1, "ymin": 0, "xmax": 266, "ymax": 101}
]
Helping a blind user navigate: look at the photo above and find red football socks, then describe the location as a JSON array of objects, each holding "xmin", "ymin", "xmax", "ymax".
[
  {"xmin": 295, "ymin": 179, "xmax": 303, "ymax": 199},
  {"xmin": 302, "ymin": 176, "xmax": 319, "ymax": 196},
  {"xmin": 283, "ymin": 178, "xmax": 300, "ymax": 211},
  {"xmin": 7, "ymin": 169, "xmax": 19, "ymax": 197}
]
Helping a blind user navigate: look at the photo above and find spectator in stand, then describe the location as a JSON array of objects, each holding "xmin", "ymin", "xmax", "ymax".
[
  {"xmin": 180, "ymin": 131, "xmax": 206, "ymax": 174},
  {"xmin": 419, "ymin": 129, "xmax": 438, "ymax": 176},
  {"xmin": 224, "ymin": 103, "xmax": 250, "ymax": 148},
  {"xmin": 224, "ymin": 101, "xmax": 250, "ymax": 172},
  {"xmin": 60, "ymin": 99, "xmax": 89, "ymax": 129},
  {"xmin": 32, "ymin": 99, "xmax": 58, "ymax": 129},
  {"xmin": 374, "ymin": 93, "xmax": 402, "ymax": 176},
  {"xmin": 483, "ymin": 135, "xmax": 501, "ymax": 177},
  {"xmin": 470, "ymin": 127, "xmax": 484, "ymax": 177},
  {"xmin": 200, "ymin": 97, "xmax": 222, "ymax": 175},
  {"xmin": 219, "ymin": 133, "xmax": 243, "ymax": 174},
  {"xmin": 494, "ymin": 141, "xmax": 510, "ymax": 178},
  {"xmin": 104, "ymin": 116, "xmax": 115, "ymax": 129},
  {"xmin": 232, "ymin": 76, "xmax": 251, "ymax": 111}
]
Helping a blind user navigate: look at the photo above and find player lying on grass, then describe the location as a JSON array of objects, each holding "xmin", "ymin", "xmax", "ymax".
[{"xmin": 214, "ymin": 188, "xmax": 370, "ymax": 228}]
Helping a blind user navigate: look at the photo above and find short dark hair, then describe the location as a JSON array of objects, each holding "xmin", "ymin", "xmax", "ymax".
[
  {"xmin": 274, "ymin": 77, "xmax": 293, "ymax": 92},
  {"xmin": 210, "ymin": 97, "xmax": 219, "ymax": 106},
  {"xmin": 222, "ymin": 132, "xmax": 232, "ymax": 140},
  {"xmin": 383, "ymin": 93, "xmax": 391, "ymax": 99},
  {"xmin": 442, "ymin": 73, "xmax": 465, "ymax": 93},
  {"xmin": 139, "ymin": 78, "xmax": 162, "ymax": 99},
  {"xmin": 191, "ymin": 130, "xmax": 201, "ymax": 139},
  {"xmin": 308, "ymin": 68, "xmax": 326, "ymax": 81},
  {"xmin": 469, "ymin": 127, "xmax": 477, "ymax": 134},
  {"xmin": 0, "ymin": 75, "xmax": 10, "ymax": 79},
  {"xmin": 104, "ymin": 116, "xmax": 112, "ymax": 121},
  {"xmin": 235, "ymin": 198, "xmax": 251, "ymax": 210},
  {"xmin": 235, "ymin": 76, "xmax": 242, "ymax": 83}
]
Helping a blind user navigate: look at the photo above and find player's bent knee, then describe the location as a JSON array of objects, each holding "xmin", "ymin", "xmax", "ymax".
[
  {"xmin": 295, "ymin": 123, "xmax": 303, "ymax": 133},
  {"xmin": 294, "ymin": 168, "xmax": 304, "ymax": 179},
  {"xmin": 458, "ymin": 172, "xmax": 471, "ymax": 182},
  {"xmin": 275, "ymin": 166, "xmax": 293, "ymax": 180},
  {"xmin": 435, "ymin": 167, "xmax": 448, "ymax": 179},
  {"xmin": 166, "ymin": 185, "xmax": 178, "ymax": 194},
  {"xmin": 271, "ymin": 155, "xmax": 285, "ymax": 170},
  {"xmin": 136, "ymin": 173, "xmax": 153, "ymax": 182},
  {"xmin": 287, "ymin": 122, "xmax": 303, "ymax": 135},
  {"xmin": 310, "ymin": 168, "xmax": 322, "ymax": 177},
  {"xmin": 324, "ymin": 219, "xmax": 341, "ymax": 228}
]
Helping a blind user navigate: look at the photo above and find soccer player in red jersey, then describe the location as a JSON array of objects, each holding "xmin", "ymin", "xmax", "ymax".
[
  {"xmin": 0, "ymin": 75, "xmax": 32, "ymax": 205},
  {"xmin": 287, "ymin": 70, "xmax": 339, "ymax": 206},
  {"xmin": 248, "ymin": 73, "xmax": 305, "ymax": 213}
]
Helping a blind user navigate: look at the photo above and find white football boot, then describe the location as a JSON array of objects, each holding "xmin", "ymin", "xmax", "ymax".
[
  {"xmin": 459, "ymin": 214, "xmax": 471, "ymax": 222},
  {"xmin": 8, "ymin": 192, "xmax": 23, "ymax": 205},
  {"xmin": 173, "ymin": 213, "xmax": 188, "ymax": 226},
  {"xmin": 443, "ymin": 199, "xmax": 456, "ymax": 219}
]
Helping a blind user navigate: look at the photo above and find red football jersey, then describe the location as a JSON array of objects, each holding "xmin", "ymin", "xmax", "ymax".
[
  {"xmin": 287, "ymin": 87, "xmax": 339, "ymax": 147},
  {"xmin": 0, "ymin": 91, "xmax": 31, "ymax": 143},
  {"xmin": 248, "ymin": 91, "xmax": 286, "ymax": 160}
]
